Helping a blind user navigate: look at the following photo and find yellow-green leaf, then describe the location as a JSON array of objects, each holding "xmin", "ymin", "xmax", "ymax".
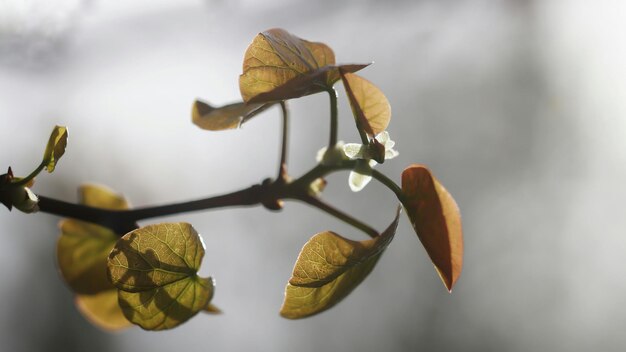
[
  {"xmin": 239, "ymin": 28, "xmax": 368, "ymax": 103},
  {"xmin": 192, "ymin": 100, "xmax": 270, "ymax": 131},
  {"xmin": 118, "ymin": 276, "xmax": 214, "ymax": 330},
  {"xmin": 401, "ymin": 164, "xmax": 463, "ymax": 292},
  {"xmin": 340, "ymin": 72, "xmax": 391, "ymax": 137},
  {"xmin": 43, "ymin": 125, "xmax": 68, "ymax": 173},
  {"xmin": 280, "ymin": 207, "xmax": 401, "ymax": 319},
  {"xmin": 75, "ymin": 290, "xmax": 132, "ymax": 331},
  {"xmin": 56, "ymin": 184, "xmax": 132, "ymax": 331},
  {"xmin": 107, "ymin": 222, "xmax": 214, "ymax": 330},
  {"xmin": 57, "ymin": 184, "xmax": 129, "ymax": 295}
]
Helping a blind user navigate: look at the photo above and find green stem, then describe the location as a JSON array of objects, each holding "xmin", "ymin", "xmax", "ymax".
[
  {"xmin": 278, "ymin": 101, "xmax": 289, "ymax": 180},
  {"xmin": 296, "ymin": 194, "xmax": 378, "ymax": 238},
  {"xmin": 13, "ymin": 161, "xmax": 45, "ymax": 186},
  {"xmin": 328, "ymin": 88, "xmax": 338, "ymax": 148},
  {"xmin": 372, "ymin": 169, "xmax": 404, "ymax": 201}
]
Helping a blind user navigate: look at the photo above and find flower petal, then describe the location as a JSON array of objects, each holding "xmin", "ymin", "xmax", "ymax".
[
  {"xmin": 374, "ymin": 131, "xmax": 390, "ymax": 144},
  {"xmin": 349, "ymin": 160, "xmax": 373, "ymax": 192},
  {"xmin": 343, "ymin": 143, "xmax": 366, "ymax": 159},
  {"xmin": 385, "ymin": 148, "xmax": 399, "ymax": 159},
  {"xmin": 316, "ymin": 147, "xmax": 327, "ymax": 162}
]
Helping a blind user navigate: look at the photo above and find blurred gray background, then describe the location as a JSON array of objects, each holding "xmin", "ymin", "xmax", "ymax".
[{"xmin": 1, "ymin": 0, "xmax": 625, "ymax": 351}]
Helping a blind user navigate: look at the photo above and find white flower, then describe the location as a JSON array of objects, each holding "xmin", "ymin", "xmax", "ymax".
[
  {"xmin": 343, "ymin": 131, "xmax": 398, "ymax": 192},
  {"xmin": 315, "ymin": 131, "xmax": 399, "ymax": 192}
]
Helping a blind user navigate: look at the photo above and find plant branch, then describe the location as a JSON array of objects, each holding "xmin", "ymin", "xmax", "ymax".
[
  {"xmin": 296, "ymin": 194, "xmax": 378, "ymax": 238},
  {"xmin": 37, "ymin": 185, "xmax": 264, "ymax": 235}
]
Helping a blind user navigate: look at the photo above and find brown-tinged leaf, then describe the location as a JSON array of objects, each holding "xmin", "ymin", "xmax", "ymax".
[
  {"xmin": 192, "ymin": 100, "xmax": 270, "ymax": 131},
  {"xmin": 43, "ymin": 125, "xmax": 68, "ymax": 173},
  {"xmin": 239, "ymin": 28, "xmax": 368, "ymax": 103},
  {"xmin": 280, "ymin": 207, "xmax": 401, "ymax": 319},
  {"xmin": 57, "ymin": 184, "xmax": 129, "ymax": 295},
  {"xmin": 107, "ymin": 223, "xmax": 214, "ymax": 330},
  {"xmin": 246, "ymin": 64, "xmax": 369, "ymax": 104},
  {"xmin": 340, "ymin": 71, "xmax": 391, "ymax": 137},
  {"xmin": 75, "ymin": 290, "xmax": 132, "ymax": 331},
  {"xmin": 401, "ymin": 164, "xmax": 463, "ymax": 292}
]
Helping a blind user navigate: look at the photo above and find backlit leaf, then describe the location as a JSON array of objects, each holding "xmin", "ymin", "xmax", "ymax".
[
  {"xmin": 280, "ymin": 207, "xmax": 401, "ymax": 319},
  {"xmin": 107, "ymin": 223, "xmax": 214, "ymax": 330},
  {"xmin": 57, "ymin": 184, "xmax": 129, "ymax": 295},
  {"xmin": 340, "ymin": 72, "xmax": 391, "ymax": 137},
  {"xmin": 43, "ymin": 125, "xmax": 68, "ymax": 173},
  {"xmin": 192, "ymin": 100, "xmax": 270, "ymax": 131},
  {"xmin": 75, "ymin": 290, "xmax": 132, "ymax": 331},
  {"xmin": 56, "ymin": 184, "xmax": 132, "ymax": 330},
  {"xmin": 239, "ymin": 28, "xmax": 368, "ymax": 103},
  {"xmin": 401, "ymin": 164, "xmax": 463, "ymax": 292},
  {"xmin": 245, "ymin": 64, "xmax": 369, "ymax": 104}
]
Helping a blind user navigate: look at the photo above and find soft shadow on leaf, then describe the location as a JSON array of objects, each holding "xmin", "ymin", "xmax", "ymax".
[
  {"xmin": 401, "ymin": 164, "xmax": 463, "ymax": 292},
  {"xmin": 56, "ymin": 184, "xmax": 132, "ymax": 330},
  {"xmin": 239, "ymin": 28, "xmax": 368, "ymax": 103},
  {"xmin": 192, "ymin": 100, "xmax": 271, "ymax": 131},
  {"xmin": 340, "ymin": 71, "xmax": 391, "ymax": 137},
  {"xmin": 76, "ymin": 290, "xmax": 132, "ymax": 331},
  {"xmin": 108, "ymin": 223, "xmax": 214, "ymax": 330},
  {"xmin": 43, "ymin": 125, "xmax": 68, "ymax": 173},
  {"xmin": 280, "ymin": 207, "xmax": 401, "ymax": 319}
]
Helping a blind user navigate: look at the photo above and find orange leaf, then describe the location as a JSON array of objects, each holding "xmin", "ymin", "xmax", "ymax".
[
  {"xmin": 401, "ymin": 165, "xmax": 463, "ymax": 291},
  {"xmin": 340, "ymin": 71, "xmax": 391, "ymax": 137},
  {"xmin": 239, "ymin": 28, "xmax": 368, "ymax": 103}
]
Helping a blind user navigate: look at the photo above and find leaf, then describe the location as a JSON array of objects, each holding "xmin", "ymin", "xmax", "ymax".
[
  {"xmin": 43, "ymin": 125, "xmax": 68, "ymax": 173},
  {"xmin": 56, "ymin": 184, "xmax": 132, "ymax": 330},
  {"xmin": 340, "ymin": 71, "xmax": 391, "ymax": 137},
  {"xmin": 401, "ymin": 164, "xmax": 463, "ymax": 292},
  {"xmin": 57, "ymin": 184, "xmax": 129, "ymax": 294},
  {"xmin": 246, "ymin": 64, "xmax": 369, "ymax": 104},
  {"xmin": 107, "ymin": 222, "xmax": 214, "ymax": 330},
  {"xmin": 192, "ymin": 100, "xmax": 270, "ymax": 131},
  {"xmin": 280, "ymin": 207, "xmax": 401, "ymax": 319},
  {"xmin": 75, "ymin": 290, "xmax": 132, "ymax": 331},
  {"xmin": 239, "ymin": 28, "xmax": 368, "ymax": 103}
]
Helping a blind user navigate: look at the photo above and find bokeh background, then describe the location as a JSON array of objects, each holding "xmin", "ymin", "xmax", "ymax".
[{"xmin": 1, "ymin": 0, "xmax": 625, "ymax": 351}]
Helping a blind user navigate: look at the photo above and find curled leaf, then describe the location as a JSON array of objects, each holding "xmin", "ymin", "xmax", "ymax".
[
  {"xmin": 340, "ymin": 72, "xmax": 391, "ymax": 137},
  {"xmin": 56, "ymin": 184, "xmax": 132, "ymax": 330},
  {"xmin": 192, "ymin": 100, "xmax": 271, "ymax": 131},
  {"xmin": 280, "ymin": 207, "xmax": 401, "ymax": 319},
  {"xmin": 107, "ymin": 223, "xmax": 214, "ymax": 330},
  {"xmin": 401, "ymin": 164, "xmax": 463, "ymax": 292},
  {"xmin": 239, "ymin": 28, "xmax": 368, "ymax": 103},
  {"xmin": 43, "ymin": 125, "xmax": 68, "ymax": 173}
]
